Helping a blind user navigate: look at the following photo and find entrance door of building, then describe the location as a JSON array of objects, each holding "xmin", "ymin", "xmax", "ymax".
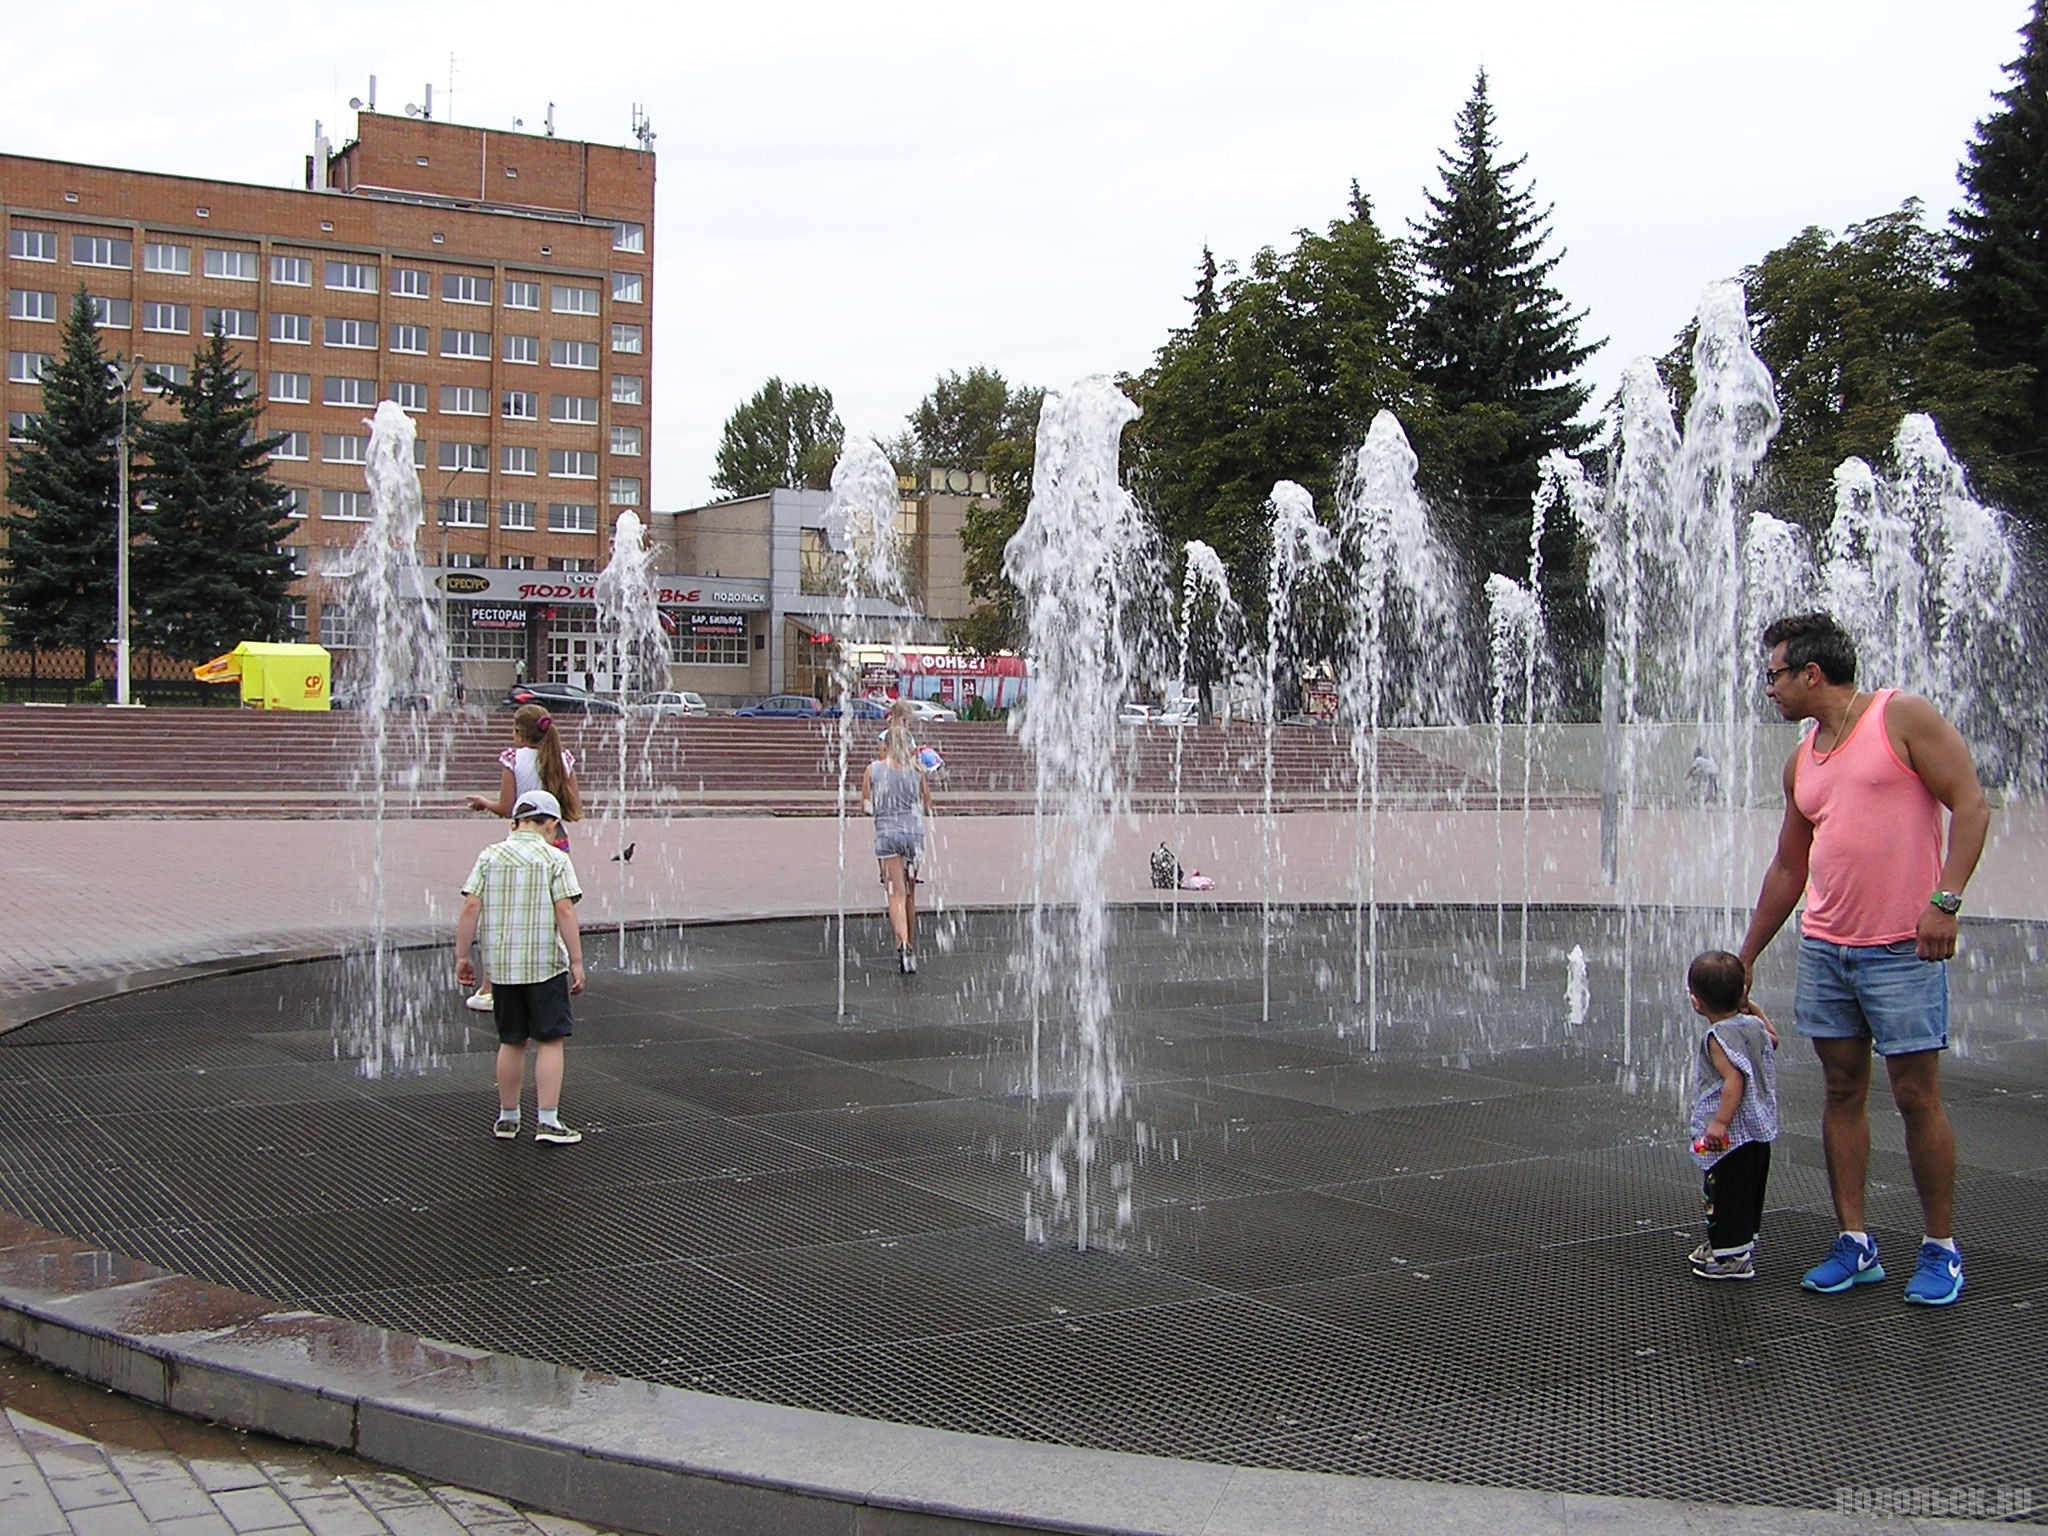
[{"xmin": 547, "ymin": 627, "xmax": 610, "ymax": 693}]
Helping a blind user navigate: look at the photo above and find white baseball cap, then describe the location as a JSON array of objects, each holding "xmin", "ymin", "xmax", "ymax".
[{"xmin": 512, "ymin": 789, "xmax": 563, "ymax": 822}]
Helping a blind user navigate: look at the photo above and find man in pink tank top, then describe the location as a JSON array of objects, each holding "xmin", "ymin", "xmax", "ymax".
[{"xmin": 1737, "ymin": 613, "xmax": 1989, "ymax": 1307}]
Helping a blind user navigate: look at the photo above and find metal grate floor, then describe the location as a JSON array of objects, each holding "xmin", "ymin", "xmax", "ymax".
[{"xmin": 4, "ymin": 907, "xmax": 2045, "ymax": 1519}]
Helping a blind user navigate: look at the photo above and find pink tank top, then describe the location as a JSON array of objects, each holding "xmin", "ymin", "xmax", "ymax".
[{"xmin": 1792, "ymin": 689, "xmax": 1941, "ymax": 945}]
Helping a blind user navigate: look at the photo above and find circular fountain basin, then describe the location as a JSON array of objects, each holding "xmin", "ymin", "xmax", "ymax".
[{"xmin": 3, "ymin": 906, "xmax": 2044, "ymax": 1532}]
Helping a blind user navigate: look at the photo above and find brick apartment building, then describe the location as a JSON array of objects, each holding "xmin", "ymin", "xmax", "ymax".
[{"xmin": 1, "ymin": 111, "xmax": 655, "ymax": 688}]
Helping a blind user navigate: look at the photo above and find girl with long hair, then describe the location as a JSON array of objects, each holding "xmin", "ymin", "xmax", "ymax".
[
  {"xmin": 861, "ymin": 699, "xmax": 935, "ymax": 973},
  {"xmin": 462, "ymin": 704, "xmax": 583, "ymax": 1008}
]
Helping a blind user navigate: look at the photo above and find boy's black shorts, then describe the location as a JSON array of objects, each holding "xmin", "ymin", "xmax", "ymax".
[{"xmin": 494, "ymin": 973, "xmax": 574, "ymax": 1044}]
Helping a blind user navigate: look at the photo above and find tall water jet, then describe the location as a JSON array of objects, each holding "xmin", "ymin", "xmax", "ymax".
[
  {"xmin": 823, "ymin": 434, "xmax": 913, "ymax": 1017},
  {"xmin": 1172, "ymin": 540, "xmax": 1245, "ymax": 934},
  {"xmin": 1260, "ymin": 482, "xmax": 1335, "ymax": 1023},
  {"xmin": 334, "ymin": 401, "xmax": 446, "ymax": 1074},
  {"xmin": 1004, "ymin": 377, "xmax": 1152, "ymax": 1250},
  {"xmin": 593, "ymin": 509, "xmax": 666, "ymax": 963},
  {"xmin": 1333, "ymin": 412, "xmax": 1463, "ymax": 1045},
  {"xmin": 1484, "ymin": 572, "xmax": 1542, "ymax": 978}
]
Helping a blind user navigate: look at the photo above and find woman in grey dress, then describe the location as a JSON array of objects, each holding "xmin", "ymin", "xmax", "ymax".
[{"xmin": 862, "ymin": 699, "xmax": 936, "ymax": 973}]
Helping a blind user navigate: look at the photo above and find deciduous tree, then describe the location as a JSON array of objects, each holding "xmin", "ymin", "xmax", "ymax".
[{"xmin": 711, "ymin": 378, "xmax": 842, "ymax": 497}]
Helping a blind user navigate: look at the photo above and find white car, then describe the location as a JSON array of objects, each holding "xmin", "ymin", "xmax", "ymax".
[
  {"xmin": 900, "ymin": 698, "xmax": 959, "ymax": 723},
  {"xmin": 1119, "ymin": 702, "xmax": 1161, "ymax": 725},
  {"xmin": 635, "ymin": 690, "xmax": 706, "ymax": 717}
]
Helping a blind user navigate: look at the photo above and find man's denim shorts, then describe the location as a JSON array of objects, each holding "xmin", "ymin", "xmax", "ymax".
[{"xmin": 1795, "ymin": 935, "xmax": 1949, "ymax": 1056}]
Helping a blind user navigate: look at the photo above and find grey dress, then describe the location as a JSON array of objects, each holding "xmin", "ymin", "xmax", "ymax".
[{"xmin": 867, "ymin": 761, "xmax": 925, "ymax": 861}]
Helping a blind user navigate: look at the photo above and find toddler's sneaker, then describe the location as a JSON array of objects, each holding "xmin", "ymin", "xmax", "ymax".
[
  {"xmin": 1801, "ymin": 1233, "xmax": 1885, "ymax": 1293},
  {"xmin": 1691, "ymin": 1250, "xmax": 1756, "ymax": 1282},
  {"xmin": 493, "ymin": 1115, "xmax": 520, "ymax": 1141},
  {"xmin": 1686, "ymin": 1240, "xmax": 1714, "ymax": 1267},
  {"xmin": 534, "ymin": 1120, "xmax": 582, "ymax": 1145},
  {"xmin": 1903, "ymin": 1241, "xmax": 1964, "ymax": 1306},
  {"xmin": 465, "ymin": 991, "xmax": 495, "ymax": 1012}
]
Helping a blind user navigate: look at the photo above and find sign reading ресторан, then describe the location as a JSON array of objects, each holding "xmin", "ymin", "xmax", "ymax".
[{"xmin": 431, "ymin": 569, "xmax": 768, "ymax": 610}]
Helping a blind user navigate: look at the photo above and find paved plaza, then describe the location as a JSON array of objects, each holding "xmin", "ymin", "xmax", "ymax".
[{"xmin": 2, "ymin": 805, "xmax": 2045, "ymax": 1534}]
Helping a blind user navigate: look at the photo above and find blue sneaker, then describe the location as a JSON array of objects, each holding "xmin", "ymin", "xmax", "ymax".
[
  {"xmin": 1801, "ymin": 1233, "xmax": 1885, "ymax": 1293},
  {"xmin": 1903, "ymin": 1241, "xmax": 1965, "ymax": 1306}
]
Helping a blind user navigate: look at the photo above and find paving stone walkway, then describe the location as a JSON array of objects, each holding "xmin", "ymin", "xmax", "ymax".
[{"xmin": 0, "ymin": 1345, "xmax": 629, "ymax": 1536}]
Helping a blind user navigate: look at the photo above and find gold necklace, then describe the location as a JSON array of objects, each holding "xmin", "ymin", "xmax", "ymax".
[{"xmin": 1813, "ymin": 690, "xmax": 1864, "ymax": 759}]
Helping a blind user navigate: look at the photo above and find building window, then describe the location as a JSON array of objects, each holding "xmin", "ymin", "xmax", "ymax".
[
  {"xmin": 547, "ymin": 502, "xmax": 598, "ymax": 534},
  {"xmin": 389, "ymin": 323, "xmax": 427, "ymax": 355},
  {"xmin": 674, "ymin": 627, "xmax": 748, "ymax": 667},
  {"xmin": 8, "ymin": 410, "xmax": 43, "ymax": 441},
  {"xmin": 502, "ymin": 390, "xmax": 537, "ymax": 420},
  {"xmin": 141, "ymin": 361, "xmax": 188, "ymax": 391},
  {"xmin": 612, "ymin": 222, "xmax": 645, "ymax": 253},
  {"xmin": 548, "ymin": 394, "xmax": 599, "ymax": 425},
  {"xmin": 609, "ymin": 425, "xmax": 642, "ymax": 456},
  {"xmin": 269, "ymin": 372, "xmax": 311, "ymax": 403},
  {"xmin": 550, "ymin": 339, "xmax": 597, "ymax": 369},
  {"xmin": 322, "ymin": 489, "xmax": 370, "ymax": 520},
  {"xmin": 7, "ymin": 352, "xmax": 51, "ymax": 383},
  {"xmin": 71, "ymin": 235, "xmax": 132, "ymax": 269},
  {"xmin": 8, "ymin": 290, "xmax": 56, "ymax": 322},
  {"xmin": 389, "ymin": 267, "xmax": 431, "ymax": 298},
  {"xmin": 502, "ymin": 444, "xmax": 536, "ymax": 475},
  {"xmin": 142, "ymin": 301, "xmax": 189, "ymax": 334},
  {"xmin": 280, "ymin": 487, "xmax": 310, "ymax": 519},
  {"xmin": 611, "ymin": 271, "xmax": 643, "ymax": 304},
  {"xmin": 551, "ymin": 284, "xmax": 600, "ymax": 315},
  {"xmin": 271, "ymin": 312, "xmax": 312, "ymax": 344},
  {"xmin": 439, "ymin": 442, "xmax": 490, "ymax": 472},
  {"xmin": 504, "ymin": 334, "xmax": 540, "ymax": 365},
  {"xmin": 439, "ymin": 497, "xmax": 489, "ymax": 527},
  {"xmin": 609, "ymin": 477, "xmax": 641, "ymax": 507},
  {"xmin": 388, "ymin": 380, "xmax": 427, "ymax": 411},
  {"xmin": 550, "ymin": 556, "xmax": 597, "ymax": 572},
  {"xmin": 324, "ymin": 317, "xmax": 378, "ymax": 349},
  {"xmin": 271, "ymin": 254, "xmax": 312, "ymax": 286},
  {"xmin": 439, "ymin": 385, "xmax": 488, "ymax": 415},
  {"xmin": 448, "ymin": 600, "xmax": 524, "ymax": 658},
  {"xmin": 324, "ymin": 259, "xmax": 377, "ymax": 292},
  {"xmin": 323, "ymin": 376, "xmax": 378, "ymax": 407},
  {"xmin": 323, "ymin": 433, "xmax": 369, "ymax": 464},
  {"xmin": 503, "ymin": 554, "xmax": 532, "ymax": 570},
  {"xmin": 445, "ymin": 552, "xmax": 488, "ymax": 572},
  {"xmin": 443, "ymin": 273, "xmax": 492, "ymax": 305},
  {"xmin": 203, "ymin": 306, "xmax": 257, "ymax": 339},
  {"xmin": 612, "ymin": 374, "xmax": 643, "ymax": 405},
  {"xmin": 319, "ymin": 600, "xmax": 357, "ymax": 647},
  {"xmin": 85, "ymin": 295, "xmax": 132, "ymax": 329},
  {"xmin": 203, "ymin": 249, "xmax": 258, "ymax": 281},
  {"xmin": 500, "ymin": 500, "xmax": 536, "ymax": 531},
  {"xmin": 549, "ymin": 449, "xmax": 597, "ymax": 479},
  {"xmin": 504, "ymin": 279, "xmax": 539, "ymax": 310},
  {"xmin": 440, "ymin": 328, "xmax": 490, "ymax": 359},
  {"xmin": 144, "ymin": 242, "xmax": 191, "ymax": 275},
  {"xmin": 610, "ymin": 323, "xmax": 643, "ymax": 354},
  {"xmin": 9, "ymin": 230, "xmax": 56, "ymax": 262},
  {"xmin": 272, "ymin": 430, "xmax": 309, "ymax": 460}
]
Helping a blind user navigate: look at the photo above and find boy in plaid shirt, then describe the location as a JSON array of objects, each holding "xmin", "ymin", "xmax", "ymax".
[{"xmin": 455, "ymin": 790, "xmax": 587, "ymax": 1144}]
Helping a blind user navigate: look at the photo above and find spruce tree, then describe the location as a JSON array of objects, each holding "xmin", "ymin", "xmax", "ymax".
[
  {"xmin": 0, "ymin": 287, "xmax": 126, "ymax": 679},
  {"xmin": 1951, "ymin": 0, "xmax": 2048, "ymax": 519},
  {"xmin": 1410, "ymin": 70, "xmax": 1600, "ymax": 583},
  {"xmin": 132, "ymin": 325, "xmax": 296, "ymax": 660}
]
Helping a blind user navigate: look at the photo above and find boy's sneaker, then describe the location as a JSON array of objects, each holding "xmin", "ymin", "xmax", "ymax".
[
  {"xmin": 1903, "ymin": 1241, "xmax": 1965, "ymax": 1306},
  {"xmin": 493, "ymin": 1116, "xmax": 520, "ymax": 1140},
  {"xmin": 465, "ymin": 991, "xmax": 494, "ymax": 1012},
  {"xmin": 1691, "ymin": 1250, "xmax": 1756, "ymax": 1282},
  {"xmin": 1686, "ymin": 1240, "xmax": 1715, "ymax": 1267},
  {"xmin": 534, "ymin": 1120, "xmax": 582, "ymax": 1145},
  {"xmin": 1801, "ymin": 1233, "xmax": 1885, "ymax": 1293}
]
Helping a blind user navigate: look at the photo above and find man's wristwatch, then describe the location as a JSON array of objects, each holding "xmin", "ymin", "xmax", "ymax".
[{"xmin": 1930, "ymin": 890, "xmax": 1964, "ymax": 916}]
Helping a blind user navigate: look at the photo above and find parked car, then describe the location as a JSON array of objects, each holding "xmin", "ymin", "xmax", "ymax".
[
  {"xmin": 1156, "ymin": 698, "xmax": 1201, "ymax": 726},
  {"xmin": 899, "ymin": 698, "xmax": 959, "ymax": 723},
  {"xmin": 501, "ymin": 681, "xmax": 622, "ymax": 715},
  {"xmin": 631, "ymin": 690, "xmax": 706, "ymax": 717},
  {"xmin": 821, "ymin": 697, "xmax": 888, "ymax": 720},
  {"xmin": 1118, "ymin": 702, "xmax": 1161, "ymax": 725},
  {"xmin": 732, "ymin": 693, "xmax": 824, "ymax": 719}
]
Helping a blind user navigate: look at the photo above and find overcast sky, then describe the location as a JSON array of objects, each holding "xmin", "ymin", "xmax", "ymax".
[{"xmin": 6, "ymin": 0, "xmax": 2030, "ymax": 507}]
